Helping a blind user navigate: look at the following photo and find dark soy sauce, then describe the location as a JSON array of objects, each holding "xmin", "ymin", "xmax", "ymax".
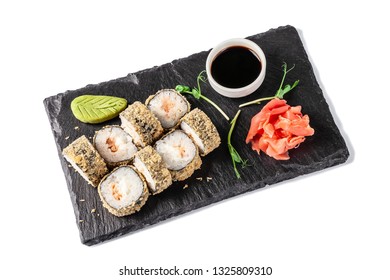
[{"xmin": 211, "ymin": 46, "xmax": 261, "ymax": 88}]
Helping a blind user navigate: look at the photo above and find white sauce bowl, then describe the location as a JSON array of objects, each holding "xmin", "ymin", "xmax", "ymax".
[{"xmin": 206, "ymin": 38, "xmax": 266, "ymax": 98}]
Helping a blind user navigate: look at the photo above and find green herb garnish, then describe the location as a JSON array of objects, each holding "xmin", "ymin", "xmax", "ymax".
[
  {"xmin": 228, "ymin": 110, "xmax": 249, "ymax": 179},
  {"xmin": 239, "ymin": 62, "xmax": 299, "ymax": 108},
  {"xmin": 176, "ymin": 70, "xmax": 230, "ymax": 121}
]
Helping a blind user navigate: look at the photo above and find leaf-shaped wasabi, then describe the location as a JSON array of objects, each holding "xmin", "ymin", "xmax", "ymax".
[{"xmin": 71, "ymin": 95, "xmax": 127, "ymax": 124}]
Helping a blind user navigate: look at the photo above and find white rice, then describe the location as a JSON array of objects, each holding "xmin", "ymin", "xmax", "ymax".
[
  {"xmin": 147, "ymin": 89, "xmax": 189, "ymax": 129},
  {"xmin": 99, "ymin": 167, "xmax": 144, "ymax": 210},
  {"xmin": 94, "ymin": 126, "xmax": 137, "ymax": 163},
  {"xmin": 133, "ymin": 156, "xmax": 156, "ymax": 192},
  {"xmin": 180, "ymin": 121, "xmax": 205, "ymax": 154},
  {"xmin": 119, "ymin": 116, "xmax": 143, "ymax": 147},
  {"xmin": 63, "ymin": 154, "xmax": 93, "ymax": 185},
  {"xmin": 155, "ymin": 130, "xmax": 196, "ymax": 171}
]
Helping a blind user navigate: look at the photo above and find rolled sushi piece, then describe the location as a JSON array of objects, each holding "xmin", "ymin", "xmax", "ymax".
[
  {"xmin": 133, "ymin": 146, "xmax": 172, "ymax": 195},
  {"xmin": 180, "ymin": 108, "xmax": 221, "ymax": 156},
  {"xmin": 62, "ymin": 135, "xmax": 108, "ymax": 187},
  {"xmin": 155, "ymin": 130, "xmax": 201, "ymax": 181},
  {"xmin": 98, "ymin": 166, "xmax": 149, "ymax": 217},
  {"xmin": 145, "ymin": 89, "xmax": 190, "ymax": 129},
  {"xmin": 119, "ymin": 101, "xmax": 164, "ymax": 148},
  {"xmin": 93, "ymin": 125, "xmax": 137, "ymax": 168}
]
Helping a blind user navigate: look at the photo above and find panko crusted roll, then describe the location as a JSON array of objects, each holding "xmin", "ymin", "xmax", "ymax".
[
  {"xmin": 145, "ymin": 89, "xmax": 190, "ymax": 130},
  {"xmin": 98, "ymin": 166, "xmax": 149, "ymax": 217},
  {"xmin": 93, "ymin": 125, "xmax": 137, "ymax": 168},
  {"xmin": 119, "ymin": 101, "xmax": 164, "ymax": 148},
  {"xmin": 180, "ymin": 108, "xmax": 221, "ymax": 156},
  {"xmin": 62, "ymin": 135, "xmax": 108, "ymax": 187},
  {"xmin": 155, "ymin": 130, "xmax": 202, "ymax": 181},
  {"xmin": 133, "ymin": 146, "xmax": 172, "ymax": 195}
]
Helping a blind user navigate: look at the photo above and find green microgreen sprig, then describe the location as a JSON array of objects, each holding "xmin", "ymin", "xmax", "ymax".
[
  {"xmin": 176, "ymin": 70, "xmax": 230, "ymax": 121},
  {"xmin": 228, "ymin": 110, "xmax": 249, "ymax": 179},
  {"xmin": 239, "ymin": 62, "xmax": 299, "ymax": 108}
]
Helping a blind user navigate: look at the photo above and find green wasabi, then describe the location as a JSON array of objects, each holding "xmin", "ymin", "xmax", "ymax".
[{"xmin": 71, "ymin": 95, "xmax": 127, "ymax": 124}]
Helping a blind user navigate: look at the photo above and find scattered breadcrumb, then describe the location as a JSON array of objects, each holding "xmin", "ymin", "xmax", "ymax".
[
  {"xmin": 79, "ymin": 199, "xmax": 85, "ymax": 202},
  {"xmin": 183, "ymin": 184, "xmax": 189, "ymax": 189},
  {"xmin": 68, "ymin": 164, "xmax": 72, "ymax": 167},
  {"xmin": 74, "ymin": 126, "xmax": 80, "ymax": 130},
  {"xmin": 196, "ymin": 177, "xmax": 203, "ymax": 181},
  {"xmin": 91, "ymin": 208, "xmax": 96, "ymax": 213},
  {"xmin": 97, "ymin": 213, "xmax": 100, "ymax": 217},
  {"xmin": 65, "ymin": 136, "xmax": 70, "ymax": 140},
  {"xmin": 206, "ymin": 177, "xmax": 213, "ymax": 182},
  {"xmin": 79, "ymin": 220, "xmax": 84, "ymax": 223}
]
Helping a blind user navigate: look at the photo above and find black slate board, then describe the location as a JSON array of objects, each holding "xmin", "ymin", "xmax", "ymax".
[{"xmin": 44, "ymin": 25, "xmax": 349, "ymax": 245}]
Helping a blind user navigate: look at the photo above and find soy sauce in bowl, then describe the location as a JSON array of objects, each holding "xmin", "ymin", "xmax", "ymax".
[
  {"xmin": 211, "ymin": 46, "xmax": 261, "ymax": 89},
  {"xmin": 206, "ymin": 38, "xmax": 266, "ymax": 98}
]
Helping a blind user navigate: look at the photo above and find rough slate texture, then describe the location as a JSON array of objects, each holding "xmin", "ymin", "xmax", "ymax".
[{"xmin": 44, "ymin": 25, "xmax": 349, "ymax": 245}]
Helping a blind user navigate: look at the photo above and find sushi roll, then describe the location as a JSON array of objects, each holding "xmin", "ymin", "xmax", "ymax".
[
  {"xmin": 180, "ymin": 108, "xmax": 221, "ymax": 156},
  {"xmin": 62, "ymin": 135, "xmax": 108, "ymax": 187},
  {"xmin": 155, "ymin": 130, "xmax": 201, "ymax": 181},
  {"xmin": 119, "ymin": 101, "xmax": 164, "ymax": 148},
  {"xmin": 93, "ymin": 125, "xmax": 137, "ymax": 168},
  {"xmin": 145, "ymin": 89, "xmax": 190, "ymax": 129},
  {"xmin": 133, "ymin": 146, "xmax": 172, "ymax": 195},
  {"xmin": 98, "ymin": 166, "xmax": 149, "ymax": 217}
]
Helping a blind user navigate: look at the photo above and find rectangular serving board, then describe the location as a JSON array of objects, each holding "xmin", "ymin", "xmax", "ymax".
[{"xmin": 44, "ymin": 25, "xmax": 349, "ymax": 245}]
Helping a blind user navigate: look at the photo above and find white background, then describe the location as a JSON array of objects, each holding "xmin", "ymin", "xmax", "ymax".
[{"xmin": 1, "ymin": 1, "xmax": 389, "ymax": 279}]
